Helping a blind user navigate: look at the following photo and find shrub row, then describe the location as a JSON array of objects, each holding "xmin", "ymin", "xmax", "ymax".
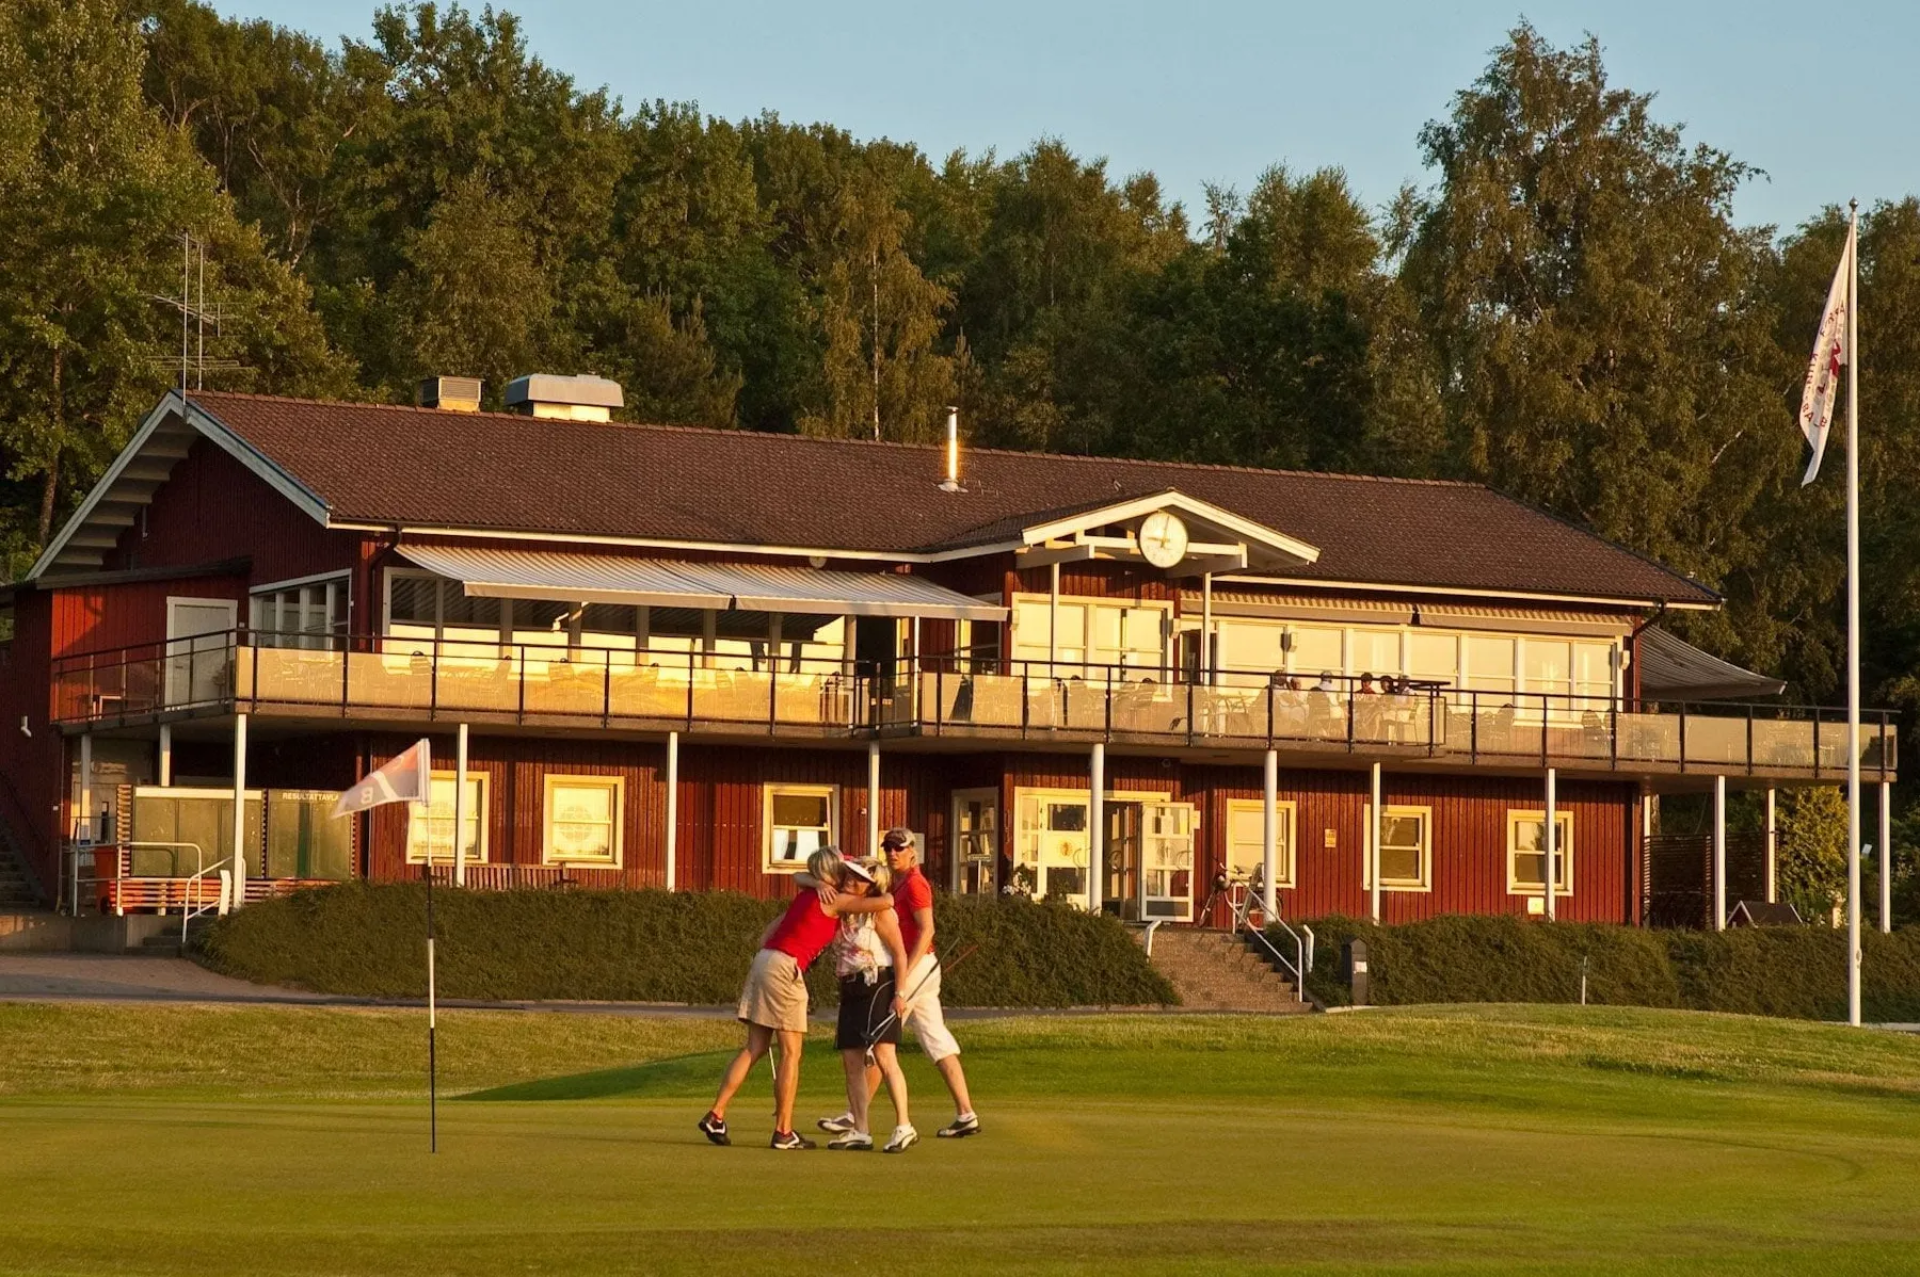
[
  {"xmin": 1292, "ymin": 914, "xmax": 1920, "ymax": 1022},
  {"xmin": 194, "ymin": 884, "xmax": 1177, "ymax": 1008}
]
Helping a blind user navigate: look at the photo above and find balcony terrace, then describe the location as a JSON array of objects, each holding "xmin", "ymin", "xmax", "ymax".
[{"xmin": 50, "ymin": 631, "xmax": 1897, "ymax": 782}]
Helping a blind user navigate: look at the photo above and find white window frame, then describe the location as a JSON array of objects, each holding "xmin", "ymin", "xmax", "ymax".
[
  {"xmin": 251, "ymin": 571, "xmax": 351, "ymax": 649},
  {"xmin": 763, "ymin": 783, "xmax": 839, "ymax": 874},
  {"xmin": 405, "ymin": 771, "xmax": 490, "ymax": 865},
  {"xmin": 1225, "ymin": 798, "xmax": 1297, "ymax": 888},
  {"xmin": 1507, "ymin": 809, "xmax": 1574, "ymax": 897},
  {"xmin": 1010, "ymin": 593, "xmax": 1172, "ymax": 678},
  {"xmin": 542, "ymin": 775, "xmax": 624, "ymax": 867},
  {"xmin": 1363, "ymin": 804, "xmax": 1433, "ymax": 892}
]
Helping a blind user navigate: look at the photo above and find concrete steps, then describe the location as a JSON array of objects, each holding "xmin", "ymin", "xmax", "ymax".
[
  {"xmin": 0, "ymin": 823, "xmax": 43, "ymax": 908},
  {"xmin": 1148, "ymin": 927, "xmax": 1313, "ymax": 1013}
]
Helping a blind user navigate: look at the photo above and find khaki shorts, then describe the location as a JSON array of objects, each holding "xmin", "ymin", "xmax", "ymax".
[
  {"xmin": 738, "ymin": 949, "xmax": 808, "ymax": 1033},
  {"xmin": 900, "ymin": 954, "xmax": 961, "ymax": 1062}
]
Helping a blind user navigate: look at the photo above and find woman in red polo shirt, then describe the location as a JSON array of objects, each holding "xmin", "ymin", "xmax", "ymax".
[{"xmin": 700, "ymin": 847, "xmax": 894, "ymax": 1150}]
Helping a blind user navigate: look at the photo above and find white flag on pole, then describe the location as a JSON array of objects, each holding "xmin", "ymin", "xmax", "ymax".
[
  {"xmin": 1799, "ymin": 220, "xmax": 1857, "ymax": 486},
  {"xmin": 332, "ymin": 738, "xmax": 432, "ymax": 817}
]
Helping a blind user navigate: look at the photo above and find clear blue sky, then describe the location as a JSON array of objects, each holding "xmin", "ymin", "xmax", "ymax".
[{"xmin": 214, "ymin": 0, "xmax": 1917, "ymax": 235}]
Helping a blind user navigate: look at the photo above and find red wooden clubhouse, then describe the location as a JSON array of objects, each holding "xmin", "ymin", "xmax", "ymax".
[{"xmin": 0, "ymin": 377, "xmax": 1896, "ymax": 951}]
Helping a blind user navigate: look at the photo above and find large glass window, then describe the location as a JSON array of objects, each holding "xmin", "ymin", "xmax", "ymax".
[
  {"xmin": 1349, "ymin": 628, "xmax": 1402, "ymax": 679},
  {"xmin": 1012, "ymin": 596, "xmax": 1167, "ymax": 676},
  {"xmin": 1523, "ymin": 638, "xmax": 1572, "ymax": 699},
  {"xmin": 1464, "ymin": 635, "xmax": 1516, "ymax": 697},
  {"xmin": 1573, "ymin": 642, "xmax": 1615, "ymax": 708},
  {"xmin": 1289, "ymin": 625, "xmax": 1344, "ymax": 681},
  {"xmin": 1365, "ymin": 805, "xmax": 1432, "ymax": 890},
  {"xmin": 406, "ymin": 773, "xmax": 488, "ymax": 864},
  {"xmin": 1226, "ymin": 799, "xmax": 1296, "ymax": 888},
  {"xmin": 1407, "ymin": 632, "xmax": 1457, "ymax": 684},
  {"xmin": 542, "ymin": 776, "xmax": 623, "ymax": 866},
  {"xmin": 765, "ymin": 784, "xmax": 836, "ymax": 871},
  {"xmin": 252, "ymin": 574, "xmax": 349, "ymax": 650},
  {"xmin": 1013, "ymin": 791, "xmax": 1092, "ymax": 900},
  {"xmin": 1508, "ymin": 810, "xmax": 1573, "ymax": 895}
]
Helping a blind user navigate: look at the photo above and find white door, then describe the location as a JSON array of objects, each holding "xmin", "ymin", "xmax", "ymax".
[
  {"xmin": 951, "ymin": 788, "xmax": 999, "ymax": 895},
  {"xmin": 1140, "ymin": 801, "xmax": 1197, "ymax": 921},
  {"xmin": 166, "ymin": 598, "xmax": 238, "ymax": 706}
]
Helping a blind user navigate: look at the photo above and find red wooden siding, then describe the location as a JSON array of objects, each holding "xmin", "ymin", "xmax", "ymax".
[
  {"xmin": 1187, "ymin": 767, "xmax": 1638, "ymax": 925},
  {"xmin": 102, "ymin": 439, "xmax": 361, "ymax": 588},
  {"xmin": 0, "ymin": 591, "xmax": 63, "ymax": 887},
  {"xmin": 50, "ymin": 574, "xmax": 245, "ymax": 658}
]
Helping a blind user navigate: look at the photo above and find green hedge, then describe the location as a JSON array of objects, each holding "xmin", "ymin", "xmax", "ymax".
[
  {"xmin": 193, "ymin": 884, "xmax": 1176, "ymax": 1008},
  {"xmin": 1293, "ymin": 914, "xmax": 1920, "ymax": 1021}
]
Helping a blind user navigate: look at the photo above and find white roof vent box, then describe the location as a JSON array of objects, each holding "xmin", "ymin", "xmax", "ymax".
[{"xmin": 505, "ymin": 373, "xmax": 625, "ymax": 423}]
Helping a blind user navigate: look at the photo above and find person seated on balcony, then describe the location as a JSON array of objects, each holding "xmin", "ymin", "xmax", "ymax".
[
  {"xmin": 1358, "ymin": 673, "xmax": 1378, "ymax": 696},
  {"xmin": 1312, "ymin": 671, "xmax": 1338, "ymax": 693},
  {"xmin": 699, "ymin": 847, "xmax": 897, "ymax": 1152}
]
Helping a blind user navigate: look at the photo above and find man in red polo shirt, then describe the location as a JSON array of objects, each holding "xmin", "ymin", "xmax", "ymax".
[{"xmin": 818, "ymin": 827, "xmax": 979, "ymax": 1140}]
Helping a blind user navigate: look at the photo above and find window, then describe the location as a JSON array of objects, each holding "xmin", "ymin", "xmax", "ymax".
[
  {"xmin": 1288, "ymin": 625, "xmax": 1343, "ymax": 680},
  {"xmin": 1523, "ymin": 638, "xmax": 1572, "ymax": 698},
  {"xmin": 1349, "ymin": 628, "xmax": 1402, "ymax": 678},
  {"xmin": 1226, "ymin": 799, "xmax": 1296, "ymax": 888},
  {"xmin": 765, "ymin": 784, "xmax": 837, "ymax": 872},
  {"xmin": 251, "ymin": 574, "xmax": 349, "ymax": 650},
  {"xmin": 1407, "ymin": 632, "xmax": 1457, "ymax": 684},
  {"xmin": 542, "ymin": 776, "xmax": 623, "ymax": 866},
  {"xmin": 384, "ymin": 571, "xmax": 503, "ymax": 647},
  {"xmin": 1573, "ymin": 641, "xmax": 1615, "ymax": 708},
  {"xmin": 1508, "ymin": 810, "xmax": 1574, "ymax": 896},
  {"xmin": 1013, "ymin": 792, "xmax": 1093, "ymax": 901},
  {"xmin": 406, "ymin": 773, "xmax": 489, "ymax": 864},
  {"xmin": 1363, "ymin": 805, "xmax": 1432, "ymax": 891},
  {"xmin": 1464, "ymin": 635, "xmax": 1516, "ymax": 696},
  {"xmin": 1012, "ymin": 596, "xmax": 1169, "ymax": 676}
]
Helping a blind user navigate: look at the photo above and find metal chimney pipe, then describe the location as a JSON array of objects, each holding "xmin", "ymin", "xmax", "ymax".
[{"xmin": 940, "ymin": 406, "xmax": 961, "ymax": 492}]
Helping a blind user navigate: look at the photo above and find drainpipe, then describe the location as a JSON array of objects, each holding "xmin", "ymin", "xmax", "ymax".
[
  {"xmin": 1712, "ymin": 774, "xmax": 1726, "ymax": 931},
  {"xmin": 665, "ymin": 730, "xmax": 679, "ymax": 891},
  {"xmin": 231, "ymin": 713, "xmax": 248, "ymax": 909},
  {"xmin": 1369, "ymin": 762, "xmax": 1382, "ymax": 924},
  {"xmin": 1089, "ymin": 743, "xmax": 1105, "ymax": 914},
  {"xmin": 453, "ymin": 723, "xmax": 469, "ymax": 887},
  {"xmin": 1545, "ymin": 766, "xmax": 1557, "ymax": 922}
]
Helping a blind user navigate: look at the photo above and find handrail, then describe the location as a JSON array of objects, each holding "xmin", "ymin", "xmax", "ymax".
[
  {"xmin": 1231, "ymin": 886, "xmax": 1308, "ymax": 1001},
  {"xmin": 43, "ymin": 627, "xmax": 1900, "ymax": 780},
  {"xmin": 174, "ymin": 845, "xmax": 231, "ymax": 942}
]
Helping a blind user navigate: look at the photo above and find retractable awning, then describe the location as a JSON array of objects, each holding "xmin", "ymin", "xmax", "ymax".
[
  {"xmin": 396, "ymin": 545, "xmax": 1005, "ymax": 622},
  {"xmin": 1636, "ymin": 626, "xmax": 1786, "ymax": 701}
]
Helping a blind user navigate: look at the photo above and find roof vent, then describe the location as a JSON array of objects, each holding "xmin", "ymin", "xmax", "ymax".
[
  {"xmin": 418, "ymin": 376, "xmax": 482, "ymax": 412},
  {"xmin": 505, "ymin": 373, "xmax": 624, "ymax": 423}
]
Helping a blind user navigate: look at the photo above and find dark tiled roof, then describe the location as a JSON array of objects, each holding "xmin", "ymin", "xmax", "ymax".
[{"xmin": 187, "ymin": 391, "xmax": 1718, "ymax": 607}]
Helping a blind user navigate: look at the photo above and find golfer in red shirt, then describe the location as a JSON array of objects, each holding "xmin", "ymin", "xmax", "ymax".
[
  {"xmin": 700, "ymin": 847, "xmax": 898, "ymax": 1150},
  {"xmin": 818, "ymin": 827, "xmax": 980, "ymax": 1140}
]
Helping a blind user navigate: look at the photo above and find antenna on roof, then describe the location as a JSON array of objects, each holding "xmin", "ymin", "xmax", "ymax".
[{"xmin": 148, "ymin": 231, "xmax": 243, "ymax": 393}]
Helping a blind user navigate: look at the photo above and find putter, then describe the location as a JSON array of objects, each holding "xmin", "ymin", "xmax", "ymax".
[{"xmin": 864, "ymin": 942, "xmax": 979, "ymax": 1058}]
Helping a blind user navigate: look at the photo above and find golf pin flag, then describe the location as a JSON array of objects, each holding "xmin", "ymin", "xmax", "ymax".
[
  {"xmin": 1798, "ymin": 218, "xmax": 1856, "ymax": 486},
  {"xmin": 332, "ymin": 738, "xmax": 432, "ymax": 818}
]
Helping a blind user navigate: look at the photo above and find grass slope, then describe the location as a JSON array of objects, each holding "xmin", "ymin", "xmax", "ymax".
[{"xmin": 3, "ymin": 1003, "xmax": 1920, "ymax": 1274}]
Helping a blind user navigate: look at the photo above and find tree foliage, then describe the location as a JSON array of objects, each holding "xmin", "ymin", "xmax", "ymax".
[{"xmin": 7, "ymin": 6, "xmax": 1920, "ymax": 827}]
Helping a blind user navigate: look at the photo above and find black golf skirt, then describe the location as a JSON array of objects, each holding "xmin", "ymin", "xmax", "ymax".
[{"xmin": 836, "ymin": 970, "xmax": 901, "ymax": 1051}]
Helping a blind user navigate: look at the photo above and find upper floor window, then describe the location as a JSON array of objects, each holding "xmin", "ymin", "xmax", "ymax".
[{"xmin": 252, "ymin": 574, "xmax": 349, "ymax": 650}]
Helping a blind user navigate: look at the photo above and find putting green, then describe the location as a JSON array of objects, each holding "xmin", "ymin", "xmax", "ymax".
[{"xmin": 2, "ymin": 1003, "xmax": 1919, "ymax": 1274}]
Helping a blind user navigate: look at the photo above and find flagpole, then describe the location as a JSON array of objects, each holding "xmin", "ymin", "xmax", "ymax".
[
  {"xmin": 1846, "ymin": 198, "xmax": 1863, "ymax": 1028},
  {"xmin": 424, "ymin": 808, "xmax": 438, "ymax": 1152}
]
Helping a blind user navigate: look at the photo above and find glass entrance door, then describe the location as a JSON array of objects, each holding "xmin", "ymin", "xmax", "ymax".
[
  {"xmin": 1141, "ymin": 801, "xmax": 1197, "ymax": 920},
  {"xmin": 951, "ymin": 788, "xmax": 999, "ymax": 895}
]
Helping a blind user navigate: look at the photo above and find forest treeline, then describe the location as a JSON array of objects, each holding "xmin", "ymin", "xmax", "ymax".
[{"xmin": 3, "ymin": 0, "xmax": 1918, "ymax": 716}]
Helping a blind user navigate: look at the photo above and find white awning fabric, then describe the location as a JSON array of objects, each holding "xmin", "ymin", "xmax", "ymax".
[
  {"xmin": 1636, "ymin": 626, "xmax": 1786, "ymax": 701},
  {"xmin": 396, "ymin": 545, "xmax": 1006, "ymax": 622}
]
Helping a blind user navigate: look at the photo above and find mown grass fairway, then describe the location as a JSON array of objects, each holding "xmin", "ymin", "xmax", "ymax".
[{"xmin": 4, "ymin": 1003, "xmax": 1920, "ymax": 1274}]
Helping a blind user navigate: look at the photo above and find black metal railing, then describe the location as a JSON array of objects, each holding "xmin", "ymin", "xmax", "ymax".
[{"xmin": 48, "ymin": 629, "xmax": 1898, "ymax": 778}]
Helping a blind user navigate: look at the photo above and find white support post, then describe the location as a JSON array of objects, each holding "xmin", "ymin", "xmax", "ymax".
[
  {"xmin": 231, "ymin": 713, "xmax": 249, "ymax": 909},
  {"xmin": 1712, "ymin": 774, "xmax": 1726, "ymax": 932},
  {"xmin": 1048, "ymin": 562, "xmax": 1060, "ymax": 679},
  {"xmin": 665, "ymin": 730, "xmax": 679, "ymax": 891},
  {"xmin": 158, "ymin": 724, "xmax": 173, "ymax": 787},
  {"xmin": 867, "ymin": 738, "xmax": 881, "ymax": 856},
  {"xmin": 1545, "ymin": 767, "xmax": 1558, "ymax": 922},
  {"xmin": 453, "ymin": 723, "xmax": 469, "ymax": 887},
  {"xmin": 1262, "ymin": 748, "xmax": 1279, "ymax": 918},
  {"xmin": 1881, "ymin": 780, "xmax": 1893, "ymax": 935},
  {"xmin": 1089, "ymin": 743, "xmax": 1105, "ymax": 914},
  {"xmin": 1202, "ymin": 572, "xmax": 1214, "ymax": 686},
  {"xmin": 1369, "ymin": 761, "xmax": 1382, "ymax": 924},
  {"xmin": 1765, "ymin": 788, "xmax": 1777, "ymax": 904}
]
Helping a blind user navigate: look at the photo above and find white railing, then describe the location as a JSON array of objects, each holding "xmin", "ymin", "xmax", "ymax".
[{"xmin": 1231, "ymin": 886, "xmax": 1312, "ymax": 1002}]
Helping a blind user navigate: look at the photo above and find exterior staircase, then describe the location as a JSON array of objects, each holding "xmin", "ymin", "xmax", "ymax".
[
  {"xmin": 0, "ymin": 822, "xmax": 44, "ymax": 909},
  {"xmin": 1148, "ymin": 927, "xmax": 1314, "ymax": 1013}
]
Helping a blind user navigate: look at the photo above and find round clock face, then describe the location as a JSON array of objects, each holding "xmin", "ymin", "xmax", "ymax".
[{"xmin": 1139, "ymin": 511, "xmax": 1189, "ymax": 568}]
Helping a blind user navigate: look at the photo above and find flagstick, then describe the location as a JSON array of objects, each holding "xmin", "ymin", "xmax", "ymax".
[
  {"xmin": 423, "ymin": 808, "xmax": 439, "ymax": 1152},
  {"xmin": 1846, "ymin": 199, "xmax": 1863, "ymax": 1028}
]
